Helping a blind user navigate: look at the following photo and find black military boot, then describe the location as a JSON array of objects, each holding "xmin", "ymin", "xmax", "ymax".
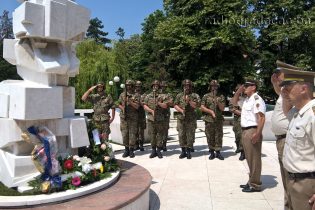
[
  {"xmin": 235, "ymin": 146, "xmax": 240, "ymax": 153},
  {"xmin": 239, "ymin": 151, "xmax": 245, "ymax": 161},
  {"xmin": 149, "ymin": 147, "xmax": 157, "ymax": 158},
  {"xmin": 191, "ymin": 145, "xmax": 195, "ymax": 152},
  {"xmin": 135, "ymin": 140, "xmax": 140, "ymax": 150},
  {"xmin": 122, "ymin": 147, "xmax": 129, "ymax": 158},
  {"xmin": 209, "ymin": 150, "xmax": 215, "ymax": 160},
  {"xmin": 186, "ymin": 148, "xmax": 192, "ymax": 159},
  {"xmin": 129, "ymin": 148, "xmax": 135, "ymax": 158},
  {"xmin": 216, "ymin": 151, "xmax": 224, "ymax": 160},
  {"xmin": 156, "ymin": 147, "xmax": 163, "ymax": 159},
  {"xmin": 179, "ymin": 147, "xmax": 187, "ymax": 159},
  {"xmin": 162, "ymin": 141, "xmax": 167, "ymax": 152}
]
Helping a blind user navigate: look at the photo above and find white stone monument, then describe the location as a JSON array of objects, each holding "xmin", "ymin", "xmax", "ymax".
[{"xmin": 0, "ymin": 0, "xmax": 90, "ymax": 188}]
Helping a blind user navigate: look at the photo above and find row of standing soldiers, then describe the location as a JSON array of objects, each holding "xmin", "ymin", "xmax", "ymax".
[
  {"xmin": 82, "ymin": 79, "xmax": 245, "ymax": 160},
  {"xmin": 117, "ymin": 79, "xmax": 244, "ymax": 160}
]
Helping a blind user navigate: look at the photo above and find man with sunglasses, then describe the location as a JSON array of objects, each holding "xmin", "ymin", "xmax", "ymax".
[
  {"xmin": 236, "ymin": 79, "xmax": 266, "ymax": 192},
  {"xmin": 280, "ymin": 67, "xmax": 315, "ymax": 210}
]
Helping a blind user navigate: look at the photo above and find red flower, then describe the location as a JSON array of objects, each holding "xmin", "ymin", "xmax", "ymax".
[
  {"xmin": 71, "ymin": 176, "xmax": 81, "ymax": 186},
  {"xmin": 64, "ymin": 159, "xmax": 74, "ymax": 170}
]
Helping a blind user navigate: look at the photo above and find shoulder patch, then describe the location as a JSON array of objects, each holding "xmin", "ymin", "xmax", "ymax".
[
  {"xmin": 254, "ymin": 95, "xmax": 259, "ymax": 100},
  {"xmin": 256, "ymin": 103, "xmax": 260, "ymax": 108}
]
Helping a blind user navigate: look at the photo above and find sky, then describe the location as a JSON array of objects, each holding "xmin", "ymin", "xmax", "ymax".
[{"xmin": 0, "ymin": 0, "xmax": 164, "ymax": 39}]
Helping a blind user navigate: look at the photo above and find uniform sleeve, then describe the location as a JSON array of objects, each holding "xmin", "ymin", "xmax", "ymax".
[
  {"xmin": 143, "ymin": 94, "xmax": 149, "ymax": 105},
  {"xmin": 174, "ymin": 93, "xmax": 181, "ymax": 105},
  {"xmin": 86, "ymin": 94, "xmax": 95, "ymax": 103},
  {"xmin": 311, "ymin": 113, "xmax": 315, "ymax": 146},
  {"xmin": 253, "ymin": 97, "xmax": 266, "ymax": 114},
  {"xmin": 117, "ymin": 93, "xmax": 124, "ymax": 105},
  {"xmin": 201, "ymin": 94, "xmax": 207, "ymax": 106},
  {"xmin": 194, "ymin": 93, "xmax": 201, "ymax": 107}
]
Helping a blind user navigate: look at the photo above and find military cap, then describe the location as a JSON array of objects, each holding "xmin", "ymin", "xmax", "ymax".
[
  {"xmin": 276, "ymin": 60, "xmax": 302, "ymax": 73},
  {"xmin": 244, "ymin": 78, "xmax": 257, "ymax": 87},
  {"xmin": 151, "ymin": 80, "xmax": 160, "ymax": 87},
  {"xmin": 97, "ymin": 81, "xmax": 105, "ymax": 86},
  {"xmin": 182, "ymin": 79, "xmax": 192, "ymax": 86},
  {"xmin": 209, "ymin": 80, "xmax": 219, "ymax": 87},
  {"xmin": 279, "ymin": 68, "xmax": 315, "ymax": 87},
  {"xmin": 125, "ymin": 79, "xmax": 135, "ymax": 85},
  {"xmin": 135, "ymin": 80, "xmax": 142, "ymax": 86}
]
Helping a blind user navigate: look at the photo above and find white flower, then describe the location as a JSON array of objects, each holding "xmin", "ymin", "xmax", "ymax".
[
  {"xmin": 104, "ymin": 156, "xmax": 110, "ymax": 162},
  {"xmin": 100, "ymin": 143, "xmax": 107, "ymax": 150},
  {"xmin": 73, "ymin": 155, "xmax": 80, "ymax": 161},
  {"xmin": 78, "ymin": 156, "xmax": 92, "ymax": 166},
  {"xmin": 92, "ymin": 162, "xmax": 102, "ymax": 170},
  {"xmin": 82, "ymin": 164, "xmax": 92, "ymax": 173}
]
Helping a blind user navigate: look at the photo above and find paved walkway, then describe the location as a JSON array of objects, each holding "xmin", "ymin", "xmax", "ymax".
[{"xmin": 113, "ymin": 121, "xmax": 284, "ymax": 210}]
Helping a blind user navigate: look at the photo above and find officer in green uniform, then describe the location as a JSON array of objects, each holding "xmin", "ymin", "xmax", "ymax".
[
  {"xmin": 160, "ymin": 81, "xmax": 173, "ymax": 152},
  {"xmin": 135, "ymin": 81, "xmax": 146, "ymax": 151},
  {"xmin": 174, "ymin": 79, "xmax": 200, "ymax": 159},
  {"xmin": 81, "ymin": 81, "xmax": 115, "ymax": 142},
  {"xmin": 229, "ymin": 84, "xmax": 246, "ymax": 161},
  {"xmin": 117, "ymin": 80, "xmax": 140, "ymax": 158},
  {"xmin": 201, "ymin": 80, "xmax": 225, "ymax": 160}
]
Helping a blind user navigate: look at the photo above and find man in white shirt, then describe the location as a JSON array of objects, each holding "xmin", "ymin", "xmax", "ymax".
[
  {"xmin": 281, "ymin": 67, "xmax": 315, "ymax": 210},
  {"xmin": 236, "ymin": 79, "xmax": 266, "ymax": 192}
]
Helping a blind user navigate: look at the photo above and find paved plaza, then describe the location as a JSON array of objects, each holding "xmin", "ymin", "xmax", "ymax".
[{"xmin": 113, "ymin": 120, "xmax": 284, "ymax": 210}]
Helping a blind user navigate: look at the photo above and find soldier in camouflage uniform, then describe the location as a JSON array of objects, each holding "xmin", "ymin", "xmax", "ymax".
[
  {"xmin": 229, "ymin": 84, "xmax": 245, "ymax": 161},
  {"xmin": 117, "ymin": 80, "xmax": 140, "ymax": 158},
  {"xmin": 174, "ymin": 79, "xmax": 200, "ymax": 159},
  {"xmin": 143, "ymin": 80, "xmax": 169, "ymax": 158},
  {"xmin": 82, "ymin": 81, "xmax": 115, "ymax": 142},
  {"xmin": 160, "ymin": 81, "xmax": 173, "ymax": 152},
  {"xmin": 201, "ymin": 80, "xmax": 225, "ymax": 160},
  {"xmin": 135, "ymin": 81, "xmax": 146, "ymax": 151}
]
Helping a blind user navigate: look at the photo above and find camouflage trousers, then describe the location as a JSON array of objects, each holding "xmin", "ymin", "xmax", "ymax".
[
  {"xmin": 136, "ymin": 118, "xmax": 146, "ymax": 142},
  {"xmin": 177, "ymin": 119, "xmax": 196, "ymax": 148},
  {"xmin": 147, "ymin": 120, "xmax": 164, "ymax": 148},
  {"xmin": 205, "ymin": 121, "xmax": 223, "ymax": 151},
  {"xmin": 233, "ymin": 120, "xmax": 243, "ymax": 151},
  {"xmin": 120, "ymin": 118, "xmax": 138, "ymax": 148},
  {"xmin": 161, "ymin": 119, "xmax": 169, "ymax": 145},
  {"xmin": 94, "ymin": 120, "xmax": 110, "ymax": 140}
]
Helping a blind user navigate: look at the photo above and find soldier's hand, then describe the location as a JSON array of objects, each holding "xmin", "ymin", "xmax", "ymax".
[
  {"xmin": 271, "ymin": 73, "xmax": 281, "ymax": 85},
  {"xmin": 251, "ymin": 132, "xmax": 261, "ymax": 144},
  {"xmin": 309, "ymin": 194, "xmax": 315, "ymax": 210}
]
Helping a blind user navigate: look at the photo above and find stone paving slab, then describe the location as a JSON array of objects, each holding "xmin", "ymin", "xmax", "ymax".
[{"xmin": 113, "ymin": 124, "xmax": 284, "ymax": 210}]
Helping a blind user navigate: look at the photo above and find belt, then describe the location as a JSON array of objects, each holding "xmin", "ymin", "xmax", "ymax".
[
  {"xmin": 288, "ymin": 172, "xmax": 315, "ymax": 179},
  {"xmin": 275, "ymin": 134, "xmax": 286, "ymax": 140},
  {"xmin": 241, "ymin": 126, "xmax": 257, "ymax": 130}
]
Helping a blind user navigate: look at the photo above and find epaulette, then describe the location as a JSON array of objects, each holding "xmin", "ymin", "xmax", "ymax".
[
  {"xmin": 254, "ymin": 95, "xmax": 259, "ymax": 100},
  {"xmin": 312, "ymin": 106, "xmax": 315, "ymax": 115}
]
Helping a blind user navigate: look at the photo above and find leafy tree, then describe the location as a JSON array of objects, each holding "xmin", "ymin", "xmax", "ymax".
[
  {"xmin": 115, "ymin": 27, "xmax": 125, "ymax": 41},
  {"xmin": 0, "ymin": 10, "xmax": 19, "ymax": 82},
  {"xmin": 249, "ymin": 0, "xmax": 315, "ymax": 100},
  {"xmin": 71, "ymin": 40, "xmax": 115, "ymax": 108},
  {"xmin": 86, "ymin": 17, "xmax": 111, "ymax": 46},
  {"xmin": 154, "ymin": 0, "xmax": 256, "ymax": 96}
]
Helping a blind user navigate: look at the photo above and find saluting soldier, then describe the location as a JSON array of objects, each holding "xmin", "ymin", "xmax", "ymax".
[
  {"xmin": 160, "ymin": 81, "xmax": 173, "ymax": 152},
  {"xmin": 81, "ymin": 81, "xmax": 115, "ymax": 142},
  {"xmin": 230, "ymin": 84, "xmax": 246, "ymax": 161},
  {"xmin": 238, "ymin": 79, "xmax": 266, "ymax": 193},
  {"xmin": 280, "ymin": 67, "xmax": 315, "ymax": 210},
  {"xmin": 117, "ymin": 80, "xmax": 140, "ymax": 158},
  {"xmin": 201, "ymin": 80, "xmax": 226, "ymax": 160},
  {"xmin": 135, "ymin": 80, "xmax": 146, "ymax": 151},
  {"xmin": 174, "ymin": 79, "xmax": 200, "ymax": 159}
]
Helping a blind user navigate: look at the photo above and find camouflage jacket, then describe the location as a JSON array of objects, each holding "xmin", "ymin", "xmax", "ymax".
[
  {"xmin": 174, "ymin": 92, "xmax": 200, "ymax": 120},
  {"xmin": 201, "ymin": 92, "xmax": 225, "ymax": 122},
  {"xmin": 144, "ymin": 91, "xmax": 166, "ymax": 122},
  {"xmin": 118, "ymin": 91, "xmax": 140, "ymax": 120},
  {"xmin": 87, "ymin": 93, "xmax": 115, "ymax": 121},
  {"xmin": 228, "ymin": 96, "xmax": 245, "ymax": 122},
  {"xmin": 138, "ymin": 93, "xmax": 146, "ymax": 120},
  {"xmin": 158, "ymin": 92, "xmax": 173, "ymax": 118}
]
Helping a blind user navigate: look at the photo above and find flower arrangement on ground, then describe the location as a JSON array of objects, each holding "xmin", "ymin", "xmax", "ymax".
[{"xmin": 25, "ymin": 126, "xmax": 119, "ymax": 194}]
